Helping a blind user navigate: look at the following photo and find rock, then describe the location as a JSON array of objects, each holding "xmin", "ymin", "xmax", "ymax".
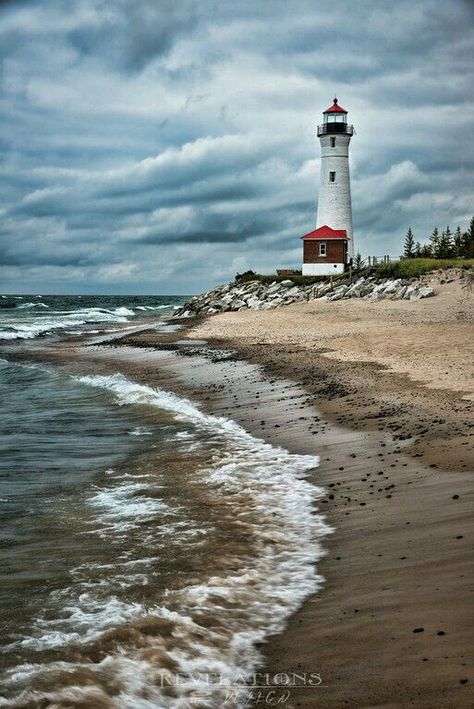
[
  {"xmin": 409, "ymin": 286, "xmax": 435, "ymax": 300},
  {"xmin": 365, "ymin": 291, "xmax": 384, "ymax": 301},
  {"xmin": 346, "ymin": 287, "xmax": 362, "ymax": 298},
  {"xmin": 345, "ymin": 277, "xmax": 365, "ymax": 297},
  {"xmin": 393, "ymin": 286, "xmax": 408, "ymax": 300},
  {"xmin": 373, "ymin": 281, "xmax": 389, "ymax": 294},
  {"xmin": 280, "ymin": 279, "xmax": 294, "ymax": 287},
  {"xmin": 231, "ymin": 299, "xmax": 246, "ymax": 310},
  {"xmin": 381, "ymin": 279, "xmax": 401, "ymax": 294},
  {"xmin": 266, "ymin": 282, "xmax": 282, "ymax": 294}
]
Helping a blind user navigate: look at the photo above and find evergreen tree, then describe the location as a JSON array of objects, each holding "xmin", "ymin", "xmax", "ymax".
[
  {"xmin": 420, "ymin": 243, "xmax": 432, "ymax": 258},
  {"xmin": 429, "ymin": 227, "xmax": 441, "ymax": 258},
  {"xmin": 354, "ymin": 252, "xmax": 365, "ymax": 271},
  {"xmin": 414, "ymin": 241, "xmax": 422, "ymax": 257},
  {"xmin": 454, "ymin": 226, "xmax": 463, "ymax": 257},
  {"xmin": 403, "ymin": 227, "xmax": 415, "ymax": 258},
  {"xmin": 462, "ymin": 217, "xmax": 474, "ymax": 258},
  {"xmin": 438, "ymin": 225, "xmax": 453, "ymax": 259}
]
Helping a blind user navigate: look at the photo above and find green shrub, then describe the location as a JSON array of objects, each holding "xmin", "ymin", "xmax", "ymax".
[{"xmin": 376, "ymin": 258, "xmax": 474, "ymax": 279}]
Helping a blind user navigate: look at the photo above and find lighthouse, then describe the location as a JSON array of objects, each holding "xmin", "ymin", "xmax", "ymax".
[{"xmin": 301, "ymin": 97, "xmax": 354, "ymax": 276}]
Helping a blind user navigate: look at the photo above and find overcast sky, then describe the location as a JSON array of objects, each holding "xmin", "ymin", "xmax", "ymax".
[{"xmin": 1, "ymin": 0, "xmax": 473, "ymax": 294}]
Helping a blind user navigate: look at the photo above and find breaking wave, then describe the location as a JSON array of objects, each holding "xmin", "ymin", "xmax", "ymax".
[{"xmin": 1, "ymin": 373, "xmax": 330, "ymax": 708}]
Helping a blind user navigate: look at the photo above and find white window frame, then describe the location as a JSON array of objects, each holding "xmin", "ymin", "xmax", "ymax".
[{"xmin": 319, "ymin": 242, "xmax": 327, "ymax": 257}]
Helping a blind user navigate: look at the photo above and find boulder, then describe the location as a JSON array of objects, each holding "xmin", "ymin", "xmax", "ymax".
[
  {"xmin": 231, "ymin": 299, "xmax": 246, "ymax": 310},
  {"xmin": 393, "ymin": 286, "xmax": 408, "ymax": 300},
  {"xmin": 373, "ymin": 281, "xmax": 389, "ymax": 294},
  {"xmin": 266, "ymin": 282, "xmax": 282, "ymax": 294},
  {"xmin": 409, "ymin": 286, "xmax": 435, "ymax": 300},
  {"xmin": 381, "ymin": 279, "xmax": 401, "ymax": 294},
  {"xmin": 285, "ymin": 286, "xmax": 302, "ymax": 298},
  {"xmin": 365, "ymin": 291, "xmax": 384, "ymax": 301}
]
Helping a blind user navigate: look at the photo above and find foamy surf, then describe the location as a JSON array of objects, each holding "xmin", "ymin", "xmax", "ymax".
[
  {"xmin": 1, "ymin": 372, "xmax": 331, "ymax": 709},
  {"xmin": 0, "ymin": 295, "xmax": 187, "ymax": 340}
]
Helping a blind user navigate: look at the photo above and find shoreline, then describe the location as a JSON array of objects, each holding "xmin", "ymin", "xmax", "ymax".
[
  {"xmin": 79, "ymin": 304, "xmax": 472, "ymax": 707},
  {"xmin": 3, "ymin": 285, "xmax": 473, "ymax": 706}
]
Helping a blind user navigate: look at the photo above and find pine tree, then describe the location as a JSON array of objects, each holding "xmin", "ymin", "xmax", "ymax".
[
  {"xmin": 354, "ymin": 252, "xmax": 365, "ymax": 271},
  {"xmin": 462, "ymin": 217, "xmax": 474, "ymax": 258},
  {"xmin": 414, "ymin": 241, "xmax": 422, "ymax": 257},
  {"xmin": 420, "ymin": 243, "xmax": 432, "ymax": 258},
  {"xmin": 403, "ymin": 227, "xmax": 415, "ymax": 258},
  {"xmin": 429, "ymin": 227, "xmax": 441, "ymax": 258},
  {"xmin": 454, "ymin": 226, "xmax": 463, "ymax": 257},
  {"xmin": 438, "ymin": 225, "xmax": 453, "ymax": 259}
]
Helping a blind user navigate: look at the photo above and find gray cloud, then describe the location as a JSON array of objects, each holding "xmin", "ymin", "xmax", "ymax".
[{"xmin": 0, "ymin": 0, "xmax": 473, "ymax": 294}]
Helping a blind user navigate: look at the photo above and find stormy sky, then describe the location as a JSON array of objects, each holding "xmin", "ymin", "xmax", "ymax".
[{"xmin": 1, "ymin": 0, "xmax": 473, "ymax": 294}]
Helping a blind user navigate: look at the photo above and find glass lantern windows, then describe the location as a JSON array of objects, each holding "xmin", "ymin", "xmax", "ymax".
[{"xmin": 324, "ymin": 113, "xmax": 346, "ymax": 123}]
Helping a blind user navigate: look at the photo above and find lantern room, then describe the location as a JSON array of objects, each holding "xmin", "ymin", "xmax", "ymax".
[{"xmin": 317, "ymin": 97, "xmax": 354, "ymax": 136}]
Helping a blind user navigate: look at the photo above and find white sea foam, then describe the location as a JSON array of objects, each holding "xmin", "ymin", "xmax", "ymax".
[
  {"xmin": 89, "ymin": 480, "xmax": 170, "ymax": 534},
  {"xmin": 2, "ymin": 373, "xmax": 331, "ymax": 708},
  {"xmin": 127, "ymin": 426, "xmax": 153, "ymax": 436},
  {"xmin": 16, "ymin": 301, "xmax": 49, "ymax": 309},
  {"xmin": 0, "ymin": 307, "xmax": 132, "ymax": 340},
  {"xmin": 14, "ymin": 595, "xmax": 147, "ymax": 651}
]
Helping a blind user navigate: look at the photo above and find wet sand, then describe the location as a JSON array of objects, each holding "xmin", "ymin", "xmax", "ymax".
[{"xmin": 176, "ymin": 276, "xmax": 473, "ymax": 708}]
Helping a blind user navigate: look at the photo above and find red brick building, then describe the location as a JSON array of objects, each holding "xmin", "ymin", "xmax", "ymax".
[{"xmin": 301, "ymin": 225, "xmax": 349, "ymax": 276}]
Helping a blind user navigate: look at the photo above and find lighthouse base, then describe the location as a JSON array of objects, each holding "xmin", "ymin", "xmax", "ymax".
[{"xmin": 302, "ymin": 263, "xmax": 345, "ymax": 276}]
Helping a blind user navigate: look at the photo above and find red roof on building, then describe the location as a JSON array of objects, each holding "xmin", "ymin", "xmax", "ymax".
[
  {"xmin": 301, "ymin": 225, "xmax": 349, "ymax": 240},
  {"xmin": 323, "ymin": 97, "xmax": 348, "ymax": 114}
]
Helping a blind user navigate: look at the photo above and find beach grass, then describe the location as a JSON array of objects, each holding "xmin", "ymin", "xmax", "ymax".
[{"xmin": 375, "ymin": 257, "xmax": 474, "ymax": 279}]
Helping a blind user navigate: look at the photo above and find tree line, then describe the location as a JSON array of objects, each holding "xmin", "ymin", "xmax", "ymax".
[{"xmin": 403, "ymin": 217, "xmax": 474, "ymax": 259}]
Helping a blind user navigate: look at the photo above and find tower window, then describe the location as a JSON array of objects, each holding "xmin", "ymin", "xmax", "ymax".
[
  {"xmin": 330, "ymin": 137, "xmax": 336, "ymax": 147},
  {"xmin": 329, "ymin": 171, "xmax": 336, "ymax": 182},
  {"xmin": 319, "ymin": 243, "xmax": 326, "ymax": 256}
]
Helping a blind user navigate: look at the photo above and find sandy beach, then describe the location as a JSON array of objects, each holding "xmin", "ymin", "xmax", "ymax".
[
  {"xmin": 170, "ymin": 273, "xmax": 473, "ymax": 707},
  {"xmin": 8, "ymin": 274, "xmax": 472, "ymax": 708}
]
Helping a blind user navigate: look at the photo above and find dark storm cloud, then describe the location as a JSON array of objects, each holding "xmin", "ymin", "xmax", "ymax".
[
  {"xmin": 68, "ymin": 0, "xmax": 199, "ymax": 73},
  {"xmin": 0, "ymin": 0, "xmax": 473, "ymax": 293}
]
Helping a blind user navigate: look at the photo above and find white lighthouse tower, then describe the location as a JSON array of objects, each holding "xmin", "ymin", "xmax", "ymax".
[
  {"xmin": 317, "ymin": 97, "xmax": 354, "ymax": 257},
  {"xmin": 301, "ymin": 98, "xmax": 354, "ymax": 276}
]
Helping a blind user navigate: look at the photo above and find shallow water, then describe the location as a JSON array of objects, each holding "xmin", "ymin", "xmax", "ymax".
[{"xmin": 0, "ymin": 302, "xmax": 330, "ymax": 708}]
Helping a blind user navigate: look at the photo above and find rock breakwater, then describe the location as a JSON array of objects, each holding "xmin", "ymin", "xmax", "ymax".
[{"xmin": 174, "ymin": 275, "xmax": 436, "ymax": 318}]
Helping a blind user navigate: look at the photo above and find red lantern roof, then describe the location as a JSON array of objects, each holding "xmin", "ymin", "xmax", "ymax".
[
  {"xmin": 323, "ymin": 97, "xmax": 348, "ymax": 114},
  {"xmin": 301, "ymin": 225, "xmax": 349, "ymax": 240}
]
